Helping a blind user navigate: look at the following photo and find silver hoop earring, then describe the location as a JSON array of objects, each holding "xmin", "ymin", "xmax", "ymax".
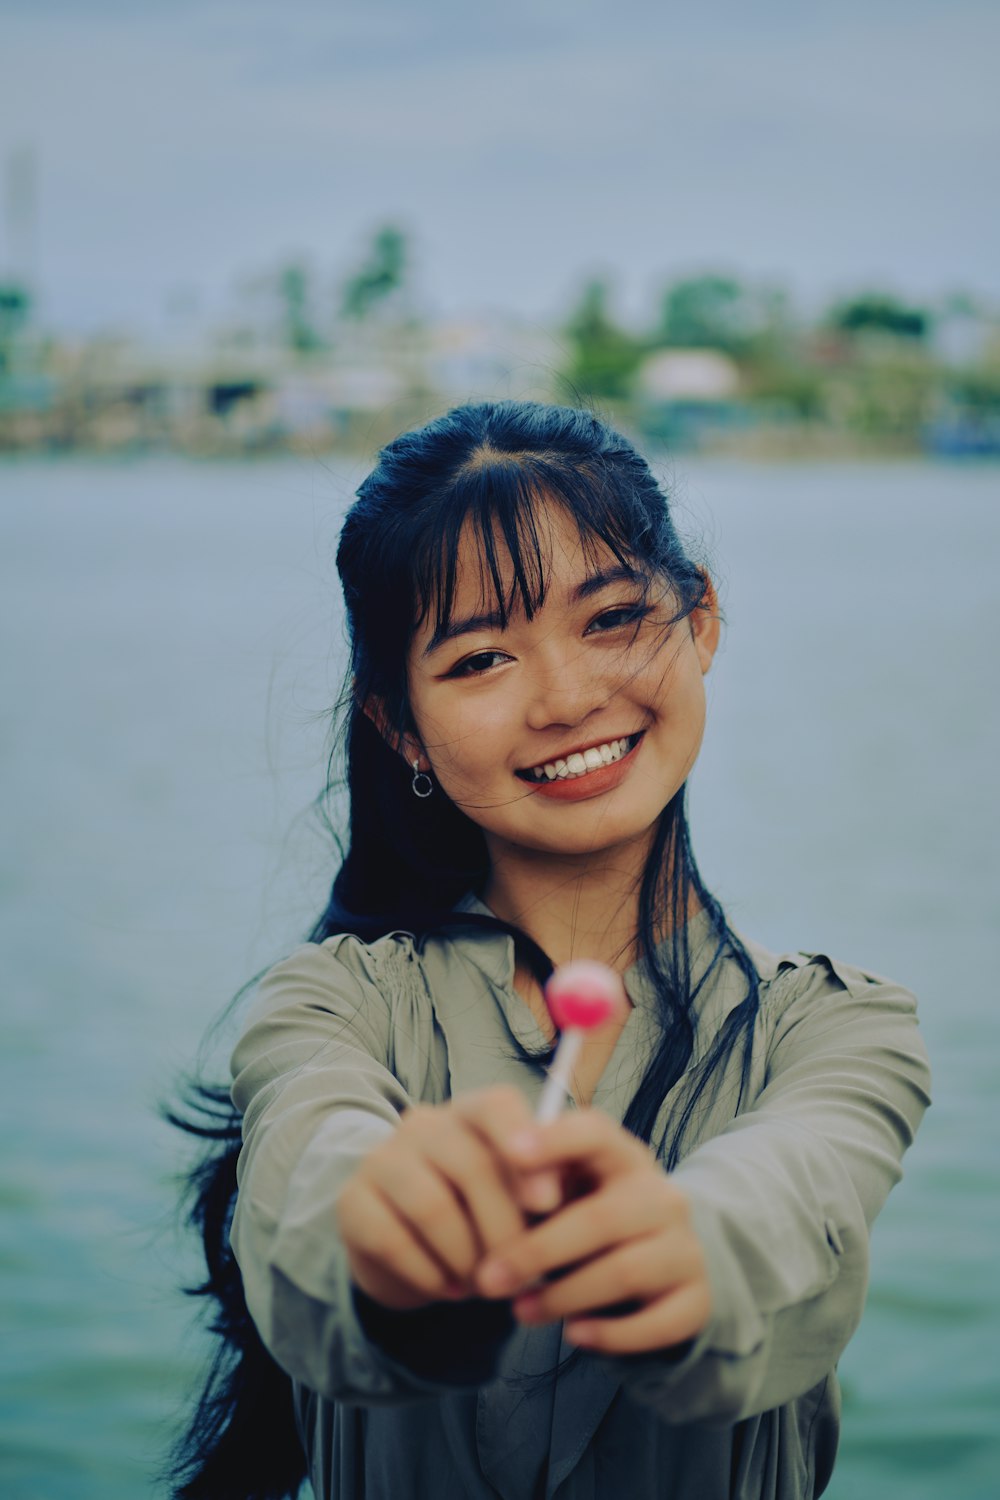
[{"xmin": 411, "ymin": 759, "xmax": 433, "ymax": 799}]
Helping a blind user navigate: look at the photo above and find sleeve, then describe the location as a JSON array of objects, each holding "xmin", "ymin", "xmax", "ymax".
[
  {"xmin": 229, "ymin": 938, "xmax": 512, "ymax": 1404},
  {"xmin": 614, "ymin": 955, "xmax": 931, "ymax": 1425}
]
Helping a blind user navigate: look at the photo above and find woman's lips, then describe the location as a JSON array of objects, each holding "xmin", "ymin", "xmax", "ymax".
[{"xmin": 521, "ymin": 734, "xmax": 643, "ymax": 801}]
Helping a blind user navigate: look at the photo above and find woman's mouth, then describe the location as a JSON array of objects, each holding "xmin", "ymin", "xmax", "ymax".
[{"xmin": 516, "ymin": 732, "xmax": 644, "ymax": 785}]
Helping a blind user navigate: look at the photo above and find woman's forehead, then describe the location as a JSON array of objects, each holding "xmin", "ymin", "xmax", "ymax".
[{"xmin": 445, "ymin": 503, "xmax": 632, "ymax": 611}]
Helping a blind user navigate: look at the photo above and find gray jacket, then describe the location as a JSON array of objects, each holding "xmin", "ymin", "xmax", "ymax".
[{"xmin": 230, "ymin": 903, "xmax": 930, "ymax": 1499}]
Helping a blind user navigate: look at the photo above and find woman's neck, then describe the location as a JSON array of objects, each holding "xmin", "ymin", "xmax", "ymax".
[{"xmin": 482, "ymin": 832, "xmax": 654, "ymax": 972}]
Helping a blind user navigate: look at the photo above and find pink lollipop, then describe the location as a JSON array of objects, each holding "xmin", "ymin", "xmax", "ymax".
[{"xmin": 536, "ymin": 961, "xmax": 627, "ymax": 1122}]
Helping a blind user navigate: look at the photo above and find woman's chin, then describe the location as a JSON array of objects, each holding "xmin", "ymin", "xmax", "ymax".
[{"xmin": 491, "ymin": 809, "xmax": 662, "ymax": 862}]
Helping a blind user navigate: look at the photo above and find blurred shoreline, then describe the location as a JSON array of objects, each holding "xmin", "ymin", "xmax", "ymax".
[{"xmin": 3, "ymin": 251, "xmax": 1000, "ymax": 460}]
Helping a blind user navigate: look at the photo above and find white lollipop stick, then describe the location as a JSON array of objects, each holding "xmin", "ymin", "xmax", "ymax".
[{"xmin": 535, "ymin": 961, "xmax": 627, "ymax": 1123}]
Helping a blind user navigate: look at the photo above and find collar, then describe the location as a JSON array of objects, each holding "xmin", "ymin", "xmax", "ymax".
[{"xmin": 448, "ymin": 892, "xmax": 755, "ymax": 1059}]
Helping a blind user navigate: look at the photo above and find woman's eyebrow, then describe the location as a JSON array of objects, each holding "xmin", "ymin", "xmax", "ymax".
[
  {"xmin": 423, "ymin": 608, "xmax": 506, "ymax": 657},
  {"xmin": 573, "ymin": 564, "xmax": 643, "ymax": 600},
  {"xmin": 422, "ymin": 565, "xmax": 644, "ymax": 658}
]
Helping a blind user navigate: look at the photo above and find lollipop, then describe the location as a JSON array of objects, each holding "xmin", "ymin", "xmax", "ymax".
[{"xmin": 536, "ymin": 960, "xmax": 627, "ymax": 1123}]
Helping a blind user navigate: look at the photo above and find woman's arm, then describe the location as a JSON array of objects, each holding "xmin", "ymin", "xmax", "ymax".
[
  {"xmin": 474, "ymin": 955, "xmax": 931, "ymax": 1424},
  {"xmin": 231, "ymin": 939, "xmax": 424, "ymax": 1403},
  {"xmin": 230, "ymin": 939, "xmax": 523, "ymax": 1403},
  {"xmin": 658, "ymin": 958, "xmax": 931, "ymax": 1422}
]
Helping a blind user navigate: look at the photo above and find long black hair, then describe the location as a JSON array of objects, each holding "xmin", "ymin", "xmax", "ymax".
[{"xmin": 165, "ymin": 400, "xmax": 761, "ymax": 1499}]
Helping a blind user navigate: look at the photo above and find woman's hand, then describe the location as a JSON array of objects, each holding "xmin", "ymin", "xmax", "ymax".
[
  {"xmin": 474, "ymin": 1109, "xmax": 711, "ymax": 1355},
  {"xmin": 335, "ymin": 1085, "xmax": 561, "ymax": 1311}
]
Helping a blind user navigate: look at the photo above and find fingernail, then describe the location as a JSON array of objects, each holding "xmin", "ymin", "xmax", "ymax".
[
  {"xmin": 523, "ymin": 1174, "xmax": 560, "ymax": 1214},
  {"xmin": 509, "ymin": 1130, "xmax": 539, "ymax": 1156},
  {"xmin": 478, "ymin": 1260, "xmax": 514, "ymax": 1296}
]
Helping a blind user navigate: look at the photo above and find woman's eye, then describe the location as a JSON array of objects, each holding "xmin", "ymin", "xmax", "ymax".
[
  {"xmin": 587, "ymin": 604, "xmax": 651, "ymax": 635},
  {"xmin": 447, "ymin": 650, "xmax": 510, "ymax": 678}
]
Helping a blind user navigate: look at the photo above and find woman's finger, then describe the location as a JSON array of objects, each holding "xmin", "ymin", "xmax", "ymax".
[
  {"xmin": 448, "ymin": 1084, "xmax": 538, "ymax": 1159},
  {"xmin": 419, "ymin": 1128, "xmax": 527, "ymax": 1255},
  {"xmin": 364, "ymin": 1149, "xmax": 481, "ymax": 1281},
  {"xmin": 476, "ymin": 1173, "xmax": 677, "ymax": 1298},
  {"xmin": 448, "ymin": 1085, "xmax": 563, "ymax": 1221},
  {"xmin": 349, "ymin": 1247, "xmax": 450, "ymax": 1312},
  {"xmin": 501, "ymin": 1109, "xmax": 650, "ymax": 1183},
  {"xmin": 517, "ymin": 1169, "xmax": 563, "ymax": 1216},
  {"xmin": 564, "ymin": 1280, "xmax": 712, "ymax": 1355},
  {"xmin": 337, "ymin": 1179, "xmax": 460, "ymax": 1307},
  {"xmin": 512, "ymin": 1227, "xmax": 702, "ymax": 1325}
]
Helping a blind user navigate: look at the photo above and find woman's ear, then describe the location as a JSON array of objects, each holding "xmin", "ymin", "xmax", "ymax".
[
  {"xmin": 362, "ymin": 696, "xmax": 425, "ymax": 770},
  {"xmin": 689, "ymin": 572, "xmax": 721, "ymax": 675}
]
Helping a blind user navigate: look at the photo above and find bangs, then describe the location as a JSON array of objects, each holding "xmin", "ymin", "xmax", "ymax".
[{"xmin": 411, "ymin": 453, "xmax": 658, "ymax": 643}]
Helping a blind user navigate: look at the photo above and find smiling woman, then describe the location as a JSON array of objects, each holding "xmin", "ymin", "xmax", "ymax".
[{"xmin": 168, "ymin": 401, "xmax": 930, "ymax": 1500}]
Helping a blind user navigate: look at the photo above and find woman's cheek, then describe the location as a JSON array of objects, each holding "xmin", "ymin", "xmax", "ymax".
[{"xmin": 431, "ymin": 707, "xmax": 506, "ymax": 791}]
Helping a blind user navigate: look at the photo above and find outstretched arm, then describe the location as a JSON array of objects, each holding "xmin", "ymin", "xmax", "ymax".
[
  {"xmin": 473, "ymin": 955, "xmax": 931, "ymax": 1424},
  {"xmin": 231, "ymin": 938, "xmax": 538, "ymax": 1403}
]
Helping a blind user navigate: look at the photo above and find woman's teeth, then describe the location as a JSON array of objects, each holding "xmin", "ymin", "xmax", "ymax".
[{"xmin": 522, "ymin": 735, "xmax": 638, "ymax": 783}]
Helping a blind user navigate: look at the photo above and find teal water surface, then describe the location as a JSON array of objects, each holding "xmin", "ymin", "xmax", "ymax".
[{"xmin": 0, "ymin": 455, "xmax": 997, "ymax": 1498}]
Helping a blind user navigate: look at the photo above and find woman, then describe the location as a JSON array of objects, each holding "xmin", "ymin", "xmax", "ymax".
[{"xmin": 169, "ymin": 401, "xmax": 930, "ymax": 1500}]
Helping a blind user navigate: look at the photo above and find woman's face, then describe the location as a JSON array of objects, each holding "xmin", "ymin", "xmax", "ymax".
[{"xmin": 403, "ymin": 503, "xmax": 719, "ymax": 867}]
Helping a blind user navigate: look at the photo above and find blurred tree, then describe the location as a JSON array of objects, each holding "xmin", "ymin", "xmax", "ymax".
[
  {"xmin": 829, "ymin": 293, "xmax": 928, "ymax": 340},
  {"xmin": 0, "ymin": 282, "xmax": 31, "ymax": 374},
  {"xmin": 560, "ymin": 279, "xmax": 644, "ymax": 401},
  {"xmin": 741, "ymin": 356, "xmax": 826, "ymax": 421},
  {"xmin": 828, "ymin": 353, "xmax": 936, "ymax": 444},
  {"xmin": 0, "ymin": 283, "xmax": 31, "ymax": 329},
  {"xmin": 279, "ymin": 262, "xmax": 324, "ymax": 353},
  {"xmin": 657, "ymin": 275, "xmax": 770, "ymax": 353},
  {"xmin": 341, "ymin": 226, "xmax": 408, "ymax": 321},
  {"xmin": 948, "ymin": 363, "xmax": 1000, "ymax": 415}
]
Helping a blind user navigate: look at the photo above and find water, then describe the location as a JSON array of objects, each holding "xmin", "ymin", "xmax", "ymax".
[{"xmin": 1, "ymin": 454, "xmax": 997, "ymax": 1498}]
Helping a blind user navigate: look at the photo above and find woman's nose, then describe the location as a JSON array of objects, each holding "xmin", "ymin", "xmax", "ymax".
[{"xmin": 523, "ymin": 644, "xmax": 613, "ymax": 730}]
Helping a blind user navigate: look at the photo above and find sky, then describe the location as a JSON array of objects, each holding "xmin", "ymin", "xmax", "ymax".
[{"xmin": 1, "ymin": 0, "xmax": 998, "ymax": 335}]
